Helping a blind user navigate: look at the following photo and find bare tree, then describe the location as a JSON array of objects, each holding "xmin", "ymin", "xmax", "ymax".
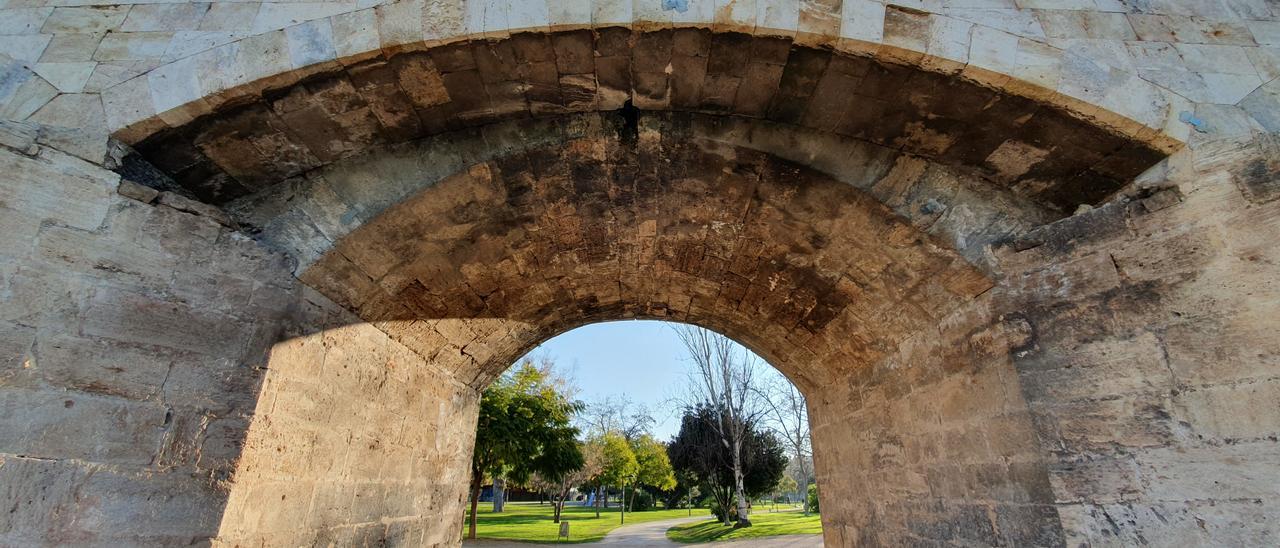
[
  {"xmin": 580, "ymin": 394, "xmax": 655, "ymax": 441},
  {"xmin": 758, "ymin": 376, "xmax": 813, "ymax": 515},
  {"xmin": 674, "ymin": 325, "xmax": 767, "ymax": 528}
]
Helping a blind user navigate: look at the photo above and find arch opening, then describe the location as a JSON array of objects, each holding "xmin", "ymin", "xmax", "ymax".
[{"xmin": 464, "ymin": 318, "xmax": 820, "ymax": 541}]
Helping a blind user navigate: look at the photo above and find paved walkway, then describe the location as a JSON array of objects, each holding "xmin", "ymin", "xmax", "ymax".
[{"xmin": 463, "ymin": 514, "xmax": 823, "ymax": 547}]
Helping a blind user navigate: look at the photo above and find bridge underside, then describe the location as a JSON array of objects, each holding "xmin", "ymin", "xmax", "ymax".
[{"xmin": 0, "ymin": 22, "xmax": 1278, "ymax": 548}]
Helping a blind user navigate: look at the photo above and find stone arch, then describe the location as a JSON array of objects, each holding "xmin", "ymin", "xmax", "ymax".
[
  {"xmin": 3, "ymin": 3, "xmax": 1280, "ymax": 547},
  {"xmin": 124, "ymin": 28, "xmax": 1170, "ymax": 217},
  {"xmin": 197, "ymin": 106, "xmax": 1064, "ymax": 545}
]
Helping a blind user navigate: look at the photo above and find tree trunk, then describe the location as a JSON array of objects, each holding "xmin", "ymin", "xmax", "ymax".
[
  {"xmin": 799, "ymin": 462, "xmax": 811, "ymax": 516},
  {"xmin": 594, "ymin": 486, "xmax": 601, "ymax": 518},
  {"xmin": 731, "ymin": 442, "xmax": 751, "ymax": 528},
  {"xmin": 714, "ymin": 486, "xmax": 733, "ymax": 526},
  {"xmin": 468, "ymin": 468, "xmax": 483, "ymax": 539},
  {"xmin": 554, "ymin": 486, "xmax": 570, "ymax": 523},
  {"xmin": 493, "ymin": 476, "xmax": 505, "ymax": 513}
]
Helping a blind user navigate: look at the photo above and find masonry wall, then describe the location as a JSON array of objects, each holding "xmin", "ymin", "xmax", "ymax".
[
  {"xmin": 994, "ymin": 136, "xmax": 1280, "ymax": 546},
  {"xmin": 0, "ymin": 122, "xmax": 478, "ymax": 546},
  {"xmin": 214, "ymin": 304, "xmax": 478, "ymax": 545},
  {"xmin": 0, "ymin": 122, "xmax": 299, "ymax": 544},
  {"xmin": 809, "ymin": 294, "xmax": 1059, "ymax": 546}
]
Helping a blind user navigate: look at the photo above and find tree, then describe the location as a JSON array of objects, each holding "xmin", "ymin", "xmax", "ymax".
[
  {"xmin": 596, "ymin": 431, "xmax": 638, "ymax": 512},
  {"xmin": 758, "ymin": 375, "xmax": 813, "ymax": 514},
  {"xmin": 530, "ymin": 439, "xmax": 602, "ymax": 523},
  {"xmin": 468, "ymin": 362, "xmax": 583, "ymax": 539},
  {"xmin": 668, "ymin": 404, "xmax": 787, "ymax": 526},
  {"xmin": 674, "ymin": 326, "xmax": 768, "ymax": 527},
  {"xmin": 663, "ymin": 470, "xmax": 701, "ymax": 512},
  {"xmin": 629, "ymin": 434, "xmax": 676, "ymax": 510},
  {"xmin": 581, "ymin": 394, "xmax": 655, "ymax": 441},
  {"xmin": 771, "ymin": 475, "xmax": 798, "ymax": 510}
]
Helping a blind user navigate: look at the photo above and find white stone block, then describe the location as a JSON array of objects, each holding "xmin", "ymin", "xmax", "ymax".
[
  {"xmin": 286, "ymin": 18, "xmax": 337, "ymax": 68},
  {"xmin": 330, "ymin": 9, "xmax": 377, "ymax": 58},
  {"xmin": 31, "ymin": 61, "xmax": 95, "ymax": 92},
  {"xmin": 840, "ymin": 0, "xmax": 883, "ymax": 43}
]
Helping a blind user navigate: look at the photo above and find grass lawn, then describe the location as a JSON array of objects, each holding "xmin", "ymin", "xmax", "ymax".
[
  {"xmin": 467, "ymin": 501, "xmax": 703, "ymax": 543},
  {"xmin": 665, "ymin": 510, "xmax": 822, "ymax": 543}
]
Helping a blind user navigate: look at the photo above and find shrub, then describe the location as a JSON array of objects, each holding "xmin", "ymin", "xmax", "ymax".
[
  {"xmin": 807, "ymin": 484, "xmax": 820, "ymax": 514},
  {"xmin": 630, "ymin": 489, "xmax": 655, "ymax": 512},
  {"xmin": 708, "ymin": 499, "xmax": 739, "ymax": 523}
]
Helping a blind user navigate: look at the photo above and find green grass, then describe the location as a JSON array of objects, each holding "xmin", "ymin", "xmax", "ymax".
[
  {"xmin": 467, "ymin": 501, "xmax": 702, "ymax": 543},
  {"xmin": 665, "ymin": 510, "xmax": 823, "ymax": 543}
]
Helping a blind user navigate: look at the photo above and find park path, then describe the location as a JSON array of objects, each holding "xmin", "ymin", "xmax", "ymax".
[{"xmin": 462, "ymin": 514, "xmax": 823, "ymax": 547}]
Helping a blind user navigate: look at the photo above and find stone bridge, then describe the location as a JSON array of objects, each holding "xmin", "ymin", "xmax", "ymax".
[{"xmin": 0, "ymin": 0, "xmax": 1278, "ymax": 545}]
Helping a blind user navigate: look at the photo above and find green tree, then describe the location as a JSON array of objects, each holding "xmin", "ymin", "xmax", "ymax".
[
  {"xmin": 468, "ymin": 362, "xmax": 583, "ymax": 539},
  {"xmin": 629, "ymin": 434, "xmax": 676, "ymax": 510},
  {"xmin": 771, "ymin": 475, "xmax": 798, "ymax": 510},
  {"xmin": 596, "ymin": 431, "xmax": 638, "ymax": 513},
  {"xmin": 530, "ymin": 439, "xmax": 602, "ymax": 523}
]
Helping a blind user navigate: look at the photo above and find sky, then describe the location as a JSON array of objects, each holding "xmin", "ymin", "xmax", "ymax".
[{"xmin": 515, "ymin": 320, "xmax": 781, "ymax": 442}]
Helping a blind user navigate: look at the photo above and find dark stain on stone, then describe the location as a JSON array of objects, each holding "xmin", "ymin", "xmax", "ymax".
[{"xmin": 616, "ymin": 98, "xmax": 640, "ymax": 145}]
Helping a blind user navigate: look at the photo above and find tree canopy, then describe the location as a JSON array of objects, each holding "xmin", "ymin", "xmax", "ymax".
[
  {"xmin": 596, "ymin": 431, "xmax": 639, "ymax": 488},
  {"xmin": 631, "ymin": 434, "xmax": 677, "ymax": 491},
  {"xmin": 468, "ymin": 362, "xmax": 583, "ymax": 538},
  {"xmin": 668, "ymin": 403, "xmax": 788, "ymax": 523}
]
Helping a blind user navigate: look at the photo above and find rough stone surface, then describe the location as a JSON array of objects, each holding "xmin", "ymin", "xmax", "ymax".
[
  {"xmin": 2, "ymin": 2, "xmax": 1280, "ymax": 547},
  {"xmin": 131, "ymin": 29, "xmax": 1168, "ymax": 215},
  {"xmin": 0, "ymin": 130, "xmax": 478, "ymax": 546},
  {"xmin": 6, "ymin": 0, "xmax": 1275, "ymax": 147}
]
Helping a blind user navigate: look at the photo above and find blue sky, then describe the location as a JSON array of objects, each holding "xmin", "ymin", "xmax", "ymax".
[{"xmin": 516, "ymin": 320, "xmax": 778, "ymax": 441}]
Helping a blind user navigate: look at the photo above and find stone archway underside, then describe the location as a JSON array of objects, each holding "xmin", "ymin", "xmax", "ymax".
[
  {"xmin": 198, "ymin": 106, "xmax": 1074, "ymax": 545},
  {"xmin": 1, "ymin": 4, "xmax": 1279, "ymax": 547},
  {"xmin": 102, "ymin": 25, "xmax": 1186, "ymax": 548},
  {"xmin": 0, "ymin": 0, "xmax": 1279, "ymax": 543},
  {"xmin": 128, "ymin": 28, "xmax": 1167, "ymax": 215},
  {"xmin": 295, "ymin": 112, "xmax": 1000, "ymax": 390}
]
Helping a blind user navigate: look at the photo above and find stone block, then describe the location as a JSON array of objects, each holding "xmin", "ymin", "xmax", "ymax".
[
  {"xmin": 117, "ymin": 178, "xmax": 160, "ymax": 203},
  {"xmin": 121, "ymin": 4, "xmax": 210, "ymax": 32},
  {"xmin": 0, "ymin": 145, "xmax": 115, "ymax": 231},
  {"xmin": 80, "ymin": 285, "xmax": 256, "ymax": 358},
  {"xmin": 35, "ymin": 224, "xmax": 181, "ymax": 288},
  {"xmin": 94, "ymin": 31, "xmax": 173, "ymax": 61},
  {"xmin": 41, "ymin": 6, "xmax": 129, "ymax": 34},
  {"xmin": 0, "ymin": 456, "xmax": 79, "ymax": 541},
  {"xmin": 0, "ymin": 265, "xmax": 90, "ymax": 329},
  {"xmin": 27, "ymin": 332, "xmax": 172, "ymax": 401},
  {"xmin": 0, "ymin": 388, "xmax": 168, "ymax": 465},
  {"xmin": 1174, "ymin": 380, "xmax": 1280, "ymax": 442},
  {"xmin": 1018, "ymin": 332, "xmax": 1172, "ymax": 402}
]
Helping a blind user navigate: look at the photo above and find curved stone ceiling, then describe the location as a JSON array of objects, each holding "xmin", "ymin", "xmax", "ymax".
[
  {"xmin": 124, "ymin": 28, "xmax": 1170, "ymax": 216},
  {"xmin": 284, "ymin": 111, "xmax": 996, "ymax": 389}
]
